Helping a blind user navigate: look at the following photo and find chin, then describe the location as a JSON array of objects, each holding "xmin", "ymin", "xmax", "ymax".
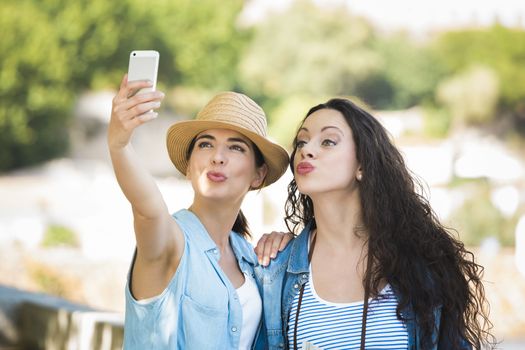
[
  {"xmin": 296, "ymin": 185, "xmax": 316, "ymax": 196},
  {"xmin": 297, "ymin": 183, "xmax": 344, "ymax": 196},
  {"xmin": 296, "ymin": 179, "xmax": 318, "ymax": 194},
  {"xmin": 204, "ymin": 188, "xmax": 245, "ymax": 202},
  {"xmin": 201, "ymin": 188, "xmax": 228, "ymax": 199}
]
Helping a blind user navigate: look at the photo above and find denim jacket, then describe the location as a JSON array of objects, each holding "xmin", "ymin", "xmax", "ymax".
[
  {"xmin": 254, "ymin": 223, "xmax": 470, "ymax": 350},
  {"xmin": 124, "ymin": 209, "xmax": 261, "ymax": 350}
]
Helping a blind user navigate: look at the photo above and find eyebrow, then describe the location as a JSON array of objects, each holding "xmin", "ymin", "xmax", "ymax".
[
  {"xmin": 195, "ymin": 134, "xmax": 250, "ymax": 146},
  {"xmin": 298, "ymin": 126, "xmax": 343, "ymax": 134},
  {"xmin": 194, "ymin": 134, "xmax": 215, "ymax": 142},
  {"xmin": 227, "ymin": 137, "xmax": 250, "ymax": 146}
]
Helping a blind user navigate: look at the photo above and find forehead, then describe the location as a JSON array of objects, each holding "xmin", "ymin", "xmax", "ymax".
[
  {"xmin": 299, "ymin": 108, "xmax": 350, "ymax": 133},
  {"xmin": 195, "ymin": 128, "xmax": 251, "ymax": 143}
]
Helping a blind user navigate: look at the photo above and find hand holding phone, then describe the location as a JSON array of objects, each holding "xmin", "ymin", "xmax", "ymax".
[{"xmin": 127, "ymin": 50, "xmax": 159, "ymax": 97}]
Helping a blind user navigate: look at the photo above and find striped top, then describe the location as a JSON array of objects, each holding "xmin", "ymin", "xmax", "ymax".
[{"xmin": 287, "ymin": 271, "xmax": 408, "ymax": 350}]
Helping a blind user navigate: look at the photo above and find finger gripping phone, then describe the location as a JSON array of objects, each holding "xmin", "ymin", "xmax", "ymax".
[{"xmin": 127, "ymin": 50, "xmax": 159, "ymax": 96}]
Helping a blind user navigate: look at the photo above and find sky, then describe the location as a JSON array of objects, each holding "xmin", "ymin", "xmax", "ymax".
[
  {"xmin": 348, "ymin": 0, "xmax": 525, "ymax": 33},
  {"xmin": 243, "ymin": 0, "xmax": 525, "ymax": 34}
]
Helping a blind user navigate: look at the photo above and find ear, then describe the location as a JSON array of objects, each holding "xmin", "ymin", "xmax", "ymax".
[
  {"xmin": 185, "ymin": 164, "xmax": 191, "ymax": 180},
  {"xmin": 251, "ymin": 164, "xmax": 268, "ymax": 189},
  {"xmin": 356, "ymin": 166, "xmax": 363, "ymax": 181}
]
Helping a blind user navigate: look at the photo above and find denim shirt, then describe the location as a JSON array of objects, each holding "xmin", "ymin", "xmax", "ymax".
[
  {"xmin": 124, "ymin": 209, "xmax": 261, "ymax": 350},
  {"xmin": 254, "ymin": 224, "xmax": 462, "ymax": 350}
]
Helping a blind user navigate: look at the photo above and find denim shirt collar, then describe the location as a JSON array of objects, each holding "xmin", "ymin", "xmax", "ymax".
[
  {"xmin": 177, "ymin": 209, "xmax": 257, "ymax": 266},
  {"xmin": 230, "ymin": 229, "xmax": 258, "ymax": 266},
  {"xmin": 287, "ymin": 222, "xmax": 313, "ymax": 274}
]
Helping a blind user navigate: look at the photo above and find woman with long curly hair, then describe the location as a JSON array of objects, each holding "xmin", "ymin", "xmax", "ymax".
[{"xmin": 255, "ymin": 98, "xmax": 495, "ymax": 349}]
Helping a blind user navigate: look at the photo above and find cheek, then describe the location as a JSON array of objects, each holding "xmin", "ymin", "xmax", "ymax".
[
  {"xmin": 322, "ymin": 153, "xmax": 357, "ymax": 182},
  {"xmin": 242, "ymin": 164, "xmax": 259, "ymax": 181},
  {"xmin": 186, "ymin": 156, "xmax": 207, "ymax": 181}
]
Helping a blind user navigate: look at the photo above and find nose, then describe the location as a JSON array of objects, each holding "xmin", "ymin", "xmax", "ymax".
[
  {"xmin": 299, "ymin": 143, "xmax": 315, "ymax": 159},
  {"xmin": 211, "ymin": 146, "xmax": 227, "ymax": 165}
]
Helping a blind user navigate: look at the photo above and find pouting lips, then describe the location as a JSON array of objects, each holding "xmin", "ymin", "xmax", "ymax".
[{"xmin": 207, "ymin": 171, "xmax": 227, "ymax": 182}]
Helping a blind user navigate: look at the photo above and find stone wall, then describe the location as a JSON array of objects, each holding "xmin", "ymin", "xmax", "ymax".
[{"xmin": 0, "ymin": 285, "xmax": 123, "ymax": 350}]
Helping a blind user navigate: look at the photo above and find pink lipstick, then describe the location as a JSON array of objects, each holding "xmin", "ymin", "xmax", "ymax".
[
  {"xmin": 207, "ymin": 171, "xmax": 227, "ymax": 182},
  {"xmin": 296, "ymin": 162, "xmax": 315, "ymax": 175}
]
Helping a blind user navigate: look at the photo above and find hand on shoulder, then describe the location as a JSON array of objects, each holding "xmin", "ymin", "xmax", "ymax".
[{"xmin": 254, "ymin": 231, "xmax": 294, "ymax": 266}]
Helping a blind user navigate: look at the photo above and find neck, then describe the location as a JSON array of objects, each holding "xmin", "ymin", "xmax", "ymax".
[
  {"xmin": 310, "ymin": 189, "xmax": 366, "ymax": 249},
  {"xmin": 189, "ymin": 198, "xmax": 241, "ymax": 251}
]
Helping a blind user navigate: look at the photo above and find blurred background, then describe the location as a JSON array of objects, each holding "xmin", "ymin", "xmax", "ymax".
[{"xmin": 1, "ymin": 0, "xmax": 524, "ymax": 348}]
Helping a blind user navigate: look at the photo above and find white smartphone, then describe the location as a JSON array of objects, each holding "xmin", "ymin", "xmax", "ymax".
[{"xmin": 127, "ymin": 50, "xmax": 159, "ymax": 96}]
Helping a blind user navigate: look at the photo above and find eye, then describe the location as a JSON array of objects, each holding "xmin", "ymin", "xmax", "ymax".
[
  {"xmin": 296, "ymin": 140, "xmax": 307, "ymax": 148},
  {"xmin": 230, "ymin": 144, "xmax": 246, "ymax": 153},
  {"xmin": 321, "ymin": 139, "xmax": 336, "ymax": 146},
  {"xmin": 197, "ymin": 141, "xmax": 212, "ymax": 149}
]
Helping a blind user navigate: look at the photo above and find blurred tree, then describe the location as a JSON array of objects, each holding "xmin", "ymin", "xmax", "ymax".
[
  {"xmin": 41, "ymin": 224, "xmax": 79, "ymax": 248},
  {"xmin": 151, "ymin": 0, "xmax": 247, "ymax": 89},
  {"xmin": 238, "ymin": 0, "xmax": 383, "ymax": 109},
  {"xmin": 0, "ymin": 1, "xmax": 73, "ymax": 169},
  {"xmin": 268, "ymin": 93, "xmax": 371, "ymax": 149},
  {"xmin": 268, "ymin": 95, "xmax": 323, "ymax": 148},
  {"xmin": 449, "ymin": 180, "xmax": 517, "ymax": 246},
  {"xmin": 0, "ymin": 0, "xmax": 246, "ymax": 171},
  {"xmin": 371, "ymin": 34, "xmax": 447, "ymax": 109},
  {"xmin": 422, "ymin": 105, "xmax": 452, "ymax": 138},
  {"xmin": 434, "ymin": 25, "xmax": 525, "ymax": 132},
  {"xmin": 436, "ymin": 65, "xmax": 500, "ymax": 126}
]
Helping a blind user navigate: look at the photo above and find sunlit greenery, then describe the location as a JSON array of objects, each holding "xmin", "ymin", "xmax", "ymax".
[
  {"xmin": 448, "ymin": 180, "xmax": 518, "ymax": 247},
  {"xmin": 1, "ymin": 0, "xmax": 525, "ymax": 173},
  {"xmin": 0, "ymin": 0, "xmax": 245, "ymax": 171},
  {"xmin": 41, "ymin": 224, "xmax": 79, "ymax": 248},
  {"xmin": 1, "ymin": 0, "xmax": 524, "ymax": 252}
]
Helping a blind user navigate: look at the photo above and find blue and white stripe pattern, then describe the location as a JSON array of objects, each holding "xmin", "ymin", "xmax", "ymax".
[{"xmin": 287, "ymin": 276, "xmax": 408, "ymax": 350}]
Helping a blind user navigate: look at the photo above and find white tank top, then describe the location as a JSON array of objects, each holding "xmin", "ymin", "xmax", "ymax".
[{"xmin": 236, "ymin": 272, "xmax": 262, "ymax": 349}]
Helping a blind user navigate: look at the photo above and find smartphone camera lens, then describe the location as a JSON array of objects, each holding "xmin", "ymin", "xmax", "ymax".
[{"xmin": 133, "ymin": 53, "xmax": 136, "ymax": 56}]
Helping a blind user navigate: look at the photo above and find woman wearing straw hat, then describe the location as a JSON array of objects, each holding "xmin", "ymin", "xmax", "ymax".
[{"xmin": 108, "ymin": 75, "xmax": 290, "ymax": 349}]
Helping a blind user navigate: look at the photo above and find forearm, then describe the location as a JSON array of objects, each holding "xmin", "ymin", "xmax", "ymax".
[{"xmin": 110, "ymin": 143, "xmax": 168, "ymax": 219}]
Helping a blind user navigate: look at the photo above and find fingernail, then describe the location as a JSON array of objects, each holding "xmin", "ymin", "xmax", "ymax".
[
  {"xmin": 263, "ymin": 257, "xmax": 269, "ymax": 266},
  {"xmin": 270, "ymin": 253, "xmax": 276, "ymax": 259}
]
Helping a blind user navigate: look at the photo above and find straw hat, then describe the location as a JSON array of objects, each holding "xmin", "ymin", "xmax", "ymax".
[{"xmin": 166, "ymin": 91, "xmax": 289, "ymax": 188}]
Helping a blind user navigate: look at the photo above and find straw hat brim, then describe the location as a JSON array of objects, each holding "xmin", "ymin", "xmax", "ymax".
[{"xmin": 166, "ymin": 120, "xmax": 289, "ymax": 187}]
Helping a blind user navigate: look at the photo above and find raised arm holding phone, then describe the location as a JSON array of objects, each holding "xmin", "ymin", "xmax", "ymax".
[{"xmin": 108, "ymin": 51, "xmax": 291, "ymax": 349}]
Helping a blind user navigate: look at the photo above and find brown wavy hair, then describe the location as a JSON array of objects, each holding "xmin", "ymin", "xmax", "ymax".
[{"xmin": 285, "ymin": 98, "xmax": 495, "ymax": 349}]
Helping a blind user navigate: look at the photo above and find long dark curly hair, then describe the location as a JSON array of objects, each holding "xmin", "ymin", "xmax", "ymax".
[{"xmin": 285, "ymin": 98, "xmax": 495, "ymax": 349}]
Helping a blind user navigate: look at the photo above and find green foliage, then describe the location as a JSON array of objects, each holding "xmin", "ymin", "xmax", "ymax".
[
  {"xmin": 151, "ymin": 0, "xmax": 247, "ymax": 89},
  {"xmin": 436, "ymin": 65, "xmax": 500, "ymax": 125},
  {"xmin": 28, "ymin": 261, "xmax": 76, "ymax": 298},
  {"xmin": 422, "ymin": 106, "xmax": 452, "ymax": 138},
  {"xmin": 3, "ymin": 0, "xmax": 525, "ymax": 171},
  {"xmin": 449, "ymin": 180, "xmax": 516, "ymax": 246},
  {"xmin": 267, "ymin": 94, "xmax": 371, "ymax": 149},
  {"xmin": 41, "ymin": 224, "xmax": 79, "ymax": 248},
  {"xmin": 268, "ymin": 95, "xmax": 324, "ymax": 148},
  {"xmin": 239, "ymin": 1, "xmax": 383, "ymax": 107},
  {"xmin": 371, "ymin": 34, "xmax": 447, "ymax": 109},
  {"xmin": 237, "ymin": 1, "xmax": 452, "ymax": 115},
  {"xmin": 434, "ymin": 25, "xmax": 525, "ymax": 113},
  {"xmin": 0, "ymin": 1, "xmax": 74, "ymax": 170},
  {"xmin": 0, "ymin": 0, "xmax": 247, "ymax": 171}
]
